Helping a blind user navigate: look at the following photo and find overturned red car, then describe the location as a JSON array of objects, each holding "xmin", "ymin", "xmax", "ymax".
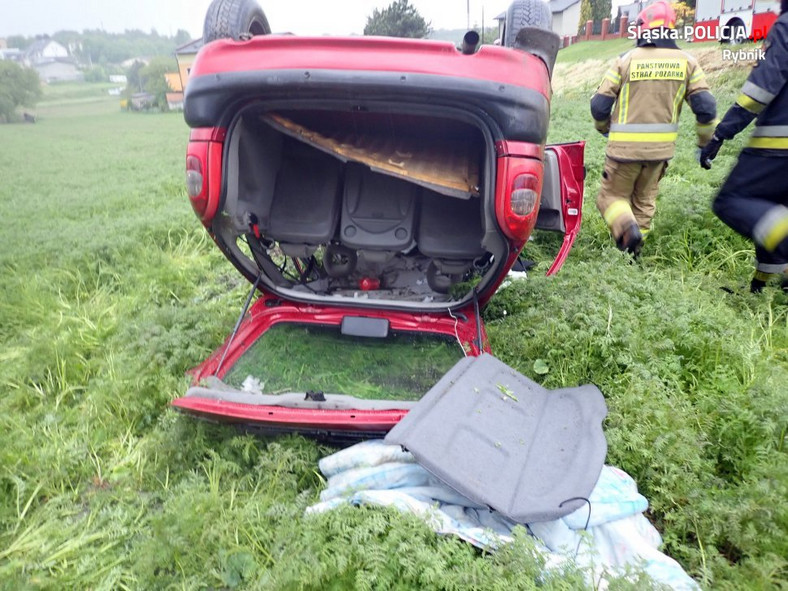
[{"xmin": 173, "ymin": 0, "xmax": 586, "ymax": 441}]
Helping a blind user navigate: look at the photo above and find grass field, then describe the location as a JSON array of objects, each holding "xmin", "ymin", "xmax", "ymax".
[{"xmin": 0, "ymin": 45, "xmax": 786, "ymax": 590}]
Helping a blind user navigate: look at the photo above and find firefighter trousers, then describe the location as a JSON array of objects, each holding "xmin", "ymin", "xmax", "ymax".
[
  {"xmin": 596, "ymin": 158, "xmax": 667, "ymax": 239},
  {"xmin": 712, "ymin": 152, "xmax": 788, "ymax": 273}
]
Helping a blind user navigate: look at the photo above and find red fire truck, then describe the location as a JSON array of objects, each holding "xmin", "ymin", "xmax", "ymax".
[{"xmin": 694, "ymin": 0, "xmax": 780, "ymax": 42}]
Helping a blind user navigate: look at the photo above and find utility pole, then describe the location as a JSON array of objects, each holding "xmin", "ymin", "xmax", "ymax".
[{"xmin": 467, "ymin": 0, "xmax": 471, "ymax": 30}]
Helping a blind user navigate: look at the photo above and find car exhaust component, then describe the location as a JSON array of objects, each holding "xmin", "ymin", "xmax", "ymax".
[{"xmin": 461, "ymin": 30, "xmax": 480, "ymax": 55}]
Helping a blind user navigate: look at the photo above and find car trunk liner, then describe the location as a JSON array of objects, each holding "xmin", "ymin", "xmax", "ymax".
[
  {"xmin": 385, "ymin": 353, "xmax": 607, "ymax": 524},
  {"xmin": 264, "ymin": 113, "xmax": 481, "ymax": 199}
]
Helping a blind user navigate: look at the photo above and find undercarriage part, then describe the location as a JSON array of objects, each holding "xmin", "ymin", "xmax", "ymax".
[
  {"xmin": 426, "ymin": 261, "xmax": 464, "ymax": 294},
  {"xmin": 324, "ymin": 244, "xmax": 358, "ymax": 278}
]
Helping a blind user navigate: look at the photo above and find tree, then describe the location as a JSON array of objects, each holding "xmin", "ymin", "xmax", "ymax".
[
  {"xmin": 140, "ymin": 56, "xmax": 176, "ymax": 110},
  {"xmin": 174, "ymin": 29, "xmax": 192, "ymax": 46},
  {"xmin": 125, "ymin": 60, "xmax": 146, "ymax": 95},
  {"xmin": 591, "ymin": 0, "xmax": 613, "ymax": 24},
  {"xmin": 0, "ymin": 61, "xmax": 42, "ymax": 123},
  {"xmin": 364, "ymin": 0, "xmax": 431, "ymax": 38},
  {"xmin": 6, "ymin": 35, "xmax": 31, "ymax": 50},
  {"xmin": 578, "ymin": 0, "xmax": 613, "ymax": 33},
  {"xmin": 578, "ymin": 0, "xmax": 592, "ymax": 33},
  {"xmin": 124, "ymin": 56, "xmax": 178, "ymax": 111},
  {"xmin": 672, "ymin": 1, "xmax": 695, "ymax": 28}
]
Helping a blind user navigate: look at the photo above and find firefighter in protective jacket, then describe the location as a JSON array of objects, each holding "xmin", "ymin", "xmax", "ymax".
[
  {"xmin": 701, "ymin": 2, "xmax": 788, "ymax": 292},
  {"xmin": 591, "ymin": 0, "xmax": 717, "ymax": 254}
]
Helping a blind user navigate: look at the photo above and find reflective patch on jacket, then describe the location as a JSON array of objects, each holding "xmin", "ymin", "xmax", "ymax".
[{"xmin": 592, "ymin": 46, "xmax": 713, "ymax": 161}]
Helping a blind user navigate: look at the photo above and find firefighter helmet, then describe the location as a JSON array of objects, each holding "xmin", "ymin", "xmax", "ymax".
[{"xmin": 636, "ymin": 1, "xmax": 677, "ymax": 29}]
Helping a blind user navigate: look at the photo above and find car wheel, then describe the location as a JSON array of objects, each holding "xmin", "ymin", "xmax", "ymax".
[
  {"xmin": 721, "ymin": 20, "xmax": 747, "ymax": 45},
  {"xmin": 203, "ymin": 0, "xmax": 271, "ymax": 43},
  {"xmin": 503, "ymin": 0, "xmax": 552, "ymax": 47}
]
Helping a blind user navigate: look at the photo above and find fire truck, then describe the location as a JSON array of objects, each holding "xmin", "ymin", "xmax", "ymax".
[{"xmin": 694, "ymin": 0, "xmax": 780, "ymax": 42}]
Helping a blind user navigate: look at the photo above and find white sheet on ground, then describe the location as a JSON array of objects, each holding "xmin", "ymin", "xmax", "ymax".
[{"xmin": 306, "ymin": 440, "xmax": 698, "ymax": 591}]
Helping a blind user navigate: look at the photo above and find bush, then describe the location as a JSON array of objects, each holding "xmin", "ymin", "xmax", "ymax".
[{"xmin": 0, "ymin": 61, "xmax": 42, "ymax": 122}]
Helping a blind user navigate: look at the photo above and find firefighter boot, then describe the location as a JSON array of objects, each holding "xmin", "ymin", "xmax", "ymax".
[
  {"xmin": 616, "ymin": 221, "xmax": 643, "ymax": 256},
  {"xmin": 750, "ymin": 271, "xmax": 770, "ymax": 294}
]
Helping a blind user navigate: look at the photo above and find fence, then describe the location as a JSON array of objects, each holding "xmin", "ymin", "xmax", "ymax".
[{"xmin": 560, "ymin": 16, "xmax": 631, "ymax": 48}]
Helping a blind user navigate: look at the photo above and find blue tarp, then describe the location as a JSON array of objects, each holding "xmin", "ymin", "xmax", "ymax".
[{"xmin": 306, "ymin": 440, "xmax": 699, "ymax": 590}]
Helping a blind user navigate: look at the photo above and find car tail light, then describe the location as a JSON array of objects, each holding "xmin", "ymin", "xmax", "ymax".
[
  {"xmin": 510, "ymin": 175, "xmax": 539, "ymax": 216},
  {"xmin": 501, "ymin": 173, "xmax": 540, "ymax": 240},
  {"xmin": 186, "ymin": 155, "xmax": 207, "ymax": 217}
]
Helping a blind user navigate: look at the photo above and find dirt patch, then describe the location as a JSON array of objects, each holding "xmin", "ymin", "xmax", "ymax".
[
  {"xmin": 551, "ymin": 45, "xmax": 757, "ymax": 95},
  {"xmin": 552, "ymin": 59, "xmax": 609, "ymax": 95},
  {"xmin": 693, "ymin": 46, "xmax": 760, "ymax": 79}
]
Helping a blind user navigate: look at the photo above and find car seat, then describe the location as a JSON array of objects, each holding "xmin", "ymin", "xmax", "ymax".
[
  {"xmin": 418, "ymin": 190, "xmax": 486, "ymax": 293},
  {"xmin": 338, "ymin": 163, "xmax": 418, "ymax": 269},
  {"xmin": 266, "ymin": 139, "xmax": 343, "ymax": 257}
]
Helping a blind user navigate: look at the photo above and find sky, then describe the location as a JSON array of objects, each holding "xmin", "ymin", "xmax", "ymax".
[{"xmin": 0, "ymin": 0, "xmax": 514, "ymax": 39}]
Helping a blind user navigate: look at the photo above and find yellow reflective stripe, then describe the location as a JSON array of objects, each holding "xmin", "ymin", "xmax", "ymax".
[
  {"xmin": 689, "ymin": 70, "xmax": 705, "ymax": 84},
  {"xmin": 609, "ymin": 131, "xmax": 679, "ymax": 142},
  {"xmin": 736, "ymin": 93, "xmax": 766, "ymax": 114},
  {"xmin": 606, "ymin": 73, "xmax": 621, "ymax": 85},
  {"xmin": 748, "ymin": 137, "xmax": 788, "ymax": 149},
  {"xmin": 603, "ymin": 199, "xmax": 634, "ymax": 227},
  {"xmin": 619, "ymin": 83, "xmax": 630, "ymax": 124},
  {"xmin": 605, "ymin": 69, "xmax": 621, "ymax": 82},
  {"xmin": 697, "ymin": 118, "xmax": 719, "ymax": 131},
  {"xmin": 672, "ymin": 84, "xmax": 686, "ymax": 123},
  {"xmin": 762, "ymin": 217, "xmax": 788, "ymax": 251}
]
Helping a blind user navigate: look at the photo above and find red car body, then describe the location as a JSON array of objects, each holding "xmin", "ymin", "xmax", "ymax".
[{"xmin": 174, "ymin": 33, "xmax": 586, "ymax": 440}]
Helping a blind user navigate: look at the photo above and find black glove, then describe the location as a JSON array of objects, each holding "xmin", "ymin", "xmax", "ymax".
[{"xmin": 700, "ymin": 134, "xmax": 723, "ymax": 170}]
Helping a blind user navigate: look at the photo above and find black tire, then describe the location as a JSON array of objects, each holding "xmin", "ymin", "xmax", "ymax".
[
  {"xmin": 503, "ymin": 0, "xmax": 552, "ymax": 47},
  {"xmin": 720, "ymin": 19, "xmax": 747, "ymax": 44},
  {"xmin": 203, "ymin": 0, "xmax": 271, "ymax": 43}
]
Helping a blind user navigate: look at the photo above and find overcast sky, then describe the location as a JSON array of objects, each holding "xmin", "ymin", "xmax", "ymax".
[{"xmin": 0, "ymin": 0, "xmax": 513, "ymax": 39}]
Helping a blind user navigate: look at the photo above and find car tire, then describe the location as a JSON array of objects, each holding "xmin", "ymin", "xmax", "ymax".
[
  {"xmin": 203, "ymin": 0, "xmax": 271, "ymax": 43},
  {"xmin": 721, "ymin": 19, "xmax": 747, "ymax": 45},
  {"xmin": 503, "ymin": 0, "xmax": 552, "ymax": 47}
]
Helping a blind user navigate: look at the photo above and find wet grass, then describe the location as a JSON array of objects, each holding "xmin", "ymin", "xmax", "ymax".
[
  {"xmin": 223, "ymin": 324, "xmax": 463, "ymax": 400},
  {"xmin": 0, "ymin": 46, "xmax": 785, "ymax": 589}
]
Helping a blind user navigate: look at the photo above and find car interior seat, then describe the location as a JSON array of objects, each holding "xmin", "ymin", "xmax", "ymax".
[
  {"xmin": 266, "ymin": 139, "xmax": 343, "ymax": 257},
  {"xmin": 418, "ymin": 189, "xmax": 486, "ymax": 293},
  {"xmin": 337, "ymin": 163, "xmax": 418, "ymax": 270}
]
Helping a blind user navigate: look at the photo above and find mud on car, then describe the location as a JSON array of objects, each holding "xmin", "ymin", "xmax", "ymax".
[{"xmin": 173, "ymin": 0, "xmax": 586, "ymax": 441}]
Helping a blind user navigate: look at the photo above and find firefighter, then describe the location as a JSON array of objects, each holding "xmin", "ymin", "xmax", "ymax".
[
  {"xmin": 591, "ymin": 1, "xmax": 717, "ymax": 254},
  {"xmin": 700, "ymin": 1, "xmax": 788, "ymax": 293}
]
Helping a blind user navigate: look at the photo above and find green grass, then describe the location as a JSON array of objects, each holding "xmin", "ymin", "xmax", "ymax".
[
  {"xmin": 223, "ymin": 324, "xmax": 463, "ymax": 401},
  {"xmin": 557, "ymin": 38, "xmax": 722, "ymax": 64},
  {"xmin": 0, "ymin": 39, "xmax": 786, "ymax": 589},
  {"xmin": 557, "ymin": 37, "xmax": 633, "ymax": 63}
]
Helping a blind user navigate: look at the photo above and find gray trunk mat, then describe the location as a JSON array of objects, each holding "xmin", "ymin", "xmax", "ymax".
[{"xmin": 384, "ymin": 354, "xmax": 607, "ymax": 524}]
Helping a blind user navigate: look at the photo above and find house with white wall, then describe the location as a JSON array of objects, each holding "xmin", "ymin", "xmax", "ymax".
[
  {"xmin": 550, "ymin": 0, "xmax": 584, "ymax": 37},
  {"xmin": 23, "ymin": 39, "xmax": 69, "ymax": 65}
]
